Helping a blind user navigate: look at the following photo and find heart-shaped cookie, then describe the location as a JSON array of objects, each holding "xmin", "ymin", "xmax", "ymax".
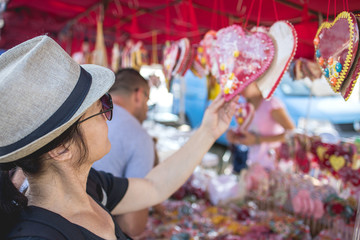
[
  {"xmin": 329, "ymin": 155, "xmax": 346, "ymax": 171},
  {"xmin": 215, "ymin": 25, "xmax": 275, "ymax": 101},
  {"xmin": 173, "ymin": 38, "xmax": 192, "ymax": 77},
  {"xmin": 316, "ymin": 145, "xmax": 328, "ymax": 161},
  {"xmin": 193, "ymin": 30, "xmax": 219, "ymax": 78},
  {"xmin": 314, "ymin": 11, "xmax": 359, "ymax": 99},
  {"xmin": 256, "ymin": 21, "xmax": 298, "ymax": 99},
  {"xmin": 234, "ymin": 102, "xmax": 255, "ymax": 133},
  {"xmin": 162, "ymin": 42, "xmax": 179, "ymax": 84},
  {"xmin": 340, "ymin": 14, "xmax": 360, "ymax": 100}
]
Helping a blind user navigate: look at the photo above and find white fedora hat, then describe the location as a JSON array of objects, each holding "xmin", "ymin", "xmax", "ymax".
[{"xmin": 0, "ymin": 36, "xmax": 115, "ymax": 163}]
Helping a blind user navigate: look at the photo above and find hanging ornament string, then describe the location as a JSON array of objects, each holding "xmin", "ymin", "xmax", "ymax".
[
  {"xmin": 257, "ymin": 0, "xmax": 263, "ymax": 27},
  {"xmin": 346, "ymin": 0, "xmax": 349, "ymax": 12},
  {"xmin": 187, "ymin": 0, "xmax": 200, "ymax": 42},
  {"xmin": 152, "ymin": 31, "xmax": 158, "ymax": 64},
  {"xmin": 219, "ymin": 0, "xmax": 227, "ymax": 28},
  {"xmin": 326, "ymin": 0, "xmax": 331, "ymax": 21},
  {"xmin": 244, "ymin": 0, "xmax": 256, "ymax": 28},
  {"xmin": 342, "ymin": 0, "xmax": 345, "ymax": 11},
  {"xmin": 236, "ymin": 0, "xmax": 244, "ymax": 26},
  {"xmin": 272, "ymin": 0, "xmax": 279, "ymax": 21},
  {"xmin": 165, "ymin": 0, "xmax": 170, "ymax": 40},
  {"xmin": 334, "ymin": 0, "xmax": 337, "ymax": 18},
  {"xmin": 210, "ymin": 0, "xmax": 219, "ymax": 30}
]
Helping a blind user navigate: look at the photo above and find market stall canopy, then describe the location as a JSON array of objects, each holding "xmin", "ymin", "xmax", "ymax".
[{"xmin": 1, "ymin": 0, "xmax": 360, "ymax": 60}]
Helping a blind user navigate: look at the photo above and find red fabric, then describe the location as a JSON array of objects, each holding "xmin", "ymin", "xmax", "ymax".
[{"xmin": 1, "ymin": 0, "xmax": 360, "ymax": 60}]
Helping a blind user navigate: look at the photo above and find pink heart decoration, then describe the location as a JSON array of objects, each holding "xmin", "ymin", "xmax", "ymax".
[
  {"xmin": 234, "ymin": 102, "xmax": 255, "ymax": 134},
  {"xmin": 256, "ymin": 21, "xmax": 298, "ymax": 99},
  {"xmin": 194, "ymin": 30, "xmax": 219, "ymax": 78},
  {"xmin": 162, "ymin": 42, "xmax": 179, "ymax": 81},
  {"xmin": 215, "ymin": 25, "xmax": 275, "ymax": 101}
]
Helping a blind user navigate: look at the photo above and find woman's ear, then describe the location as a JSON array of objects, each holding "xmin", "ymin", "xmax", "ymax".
[{"xmin": 47, "ymin": 145, "xmax": 72, "ymax": 162}]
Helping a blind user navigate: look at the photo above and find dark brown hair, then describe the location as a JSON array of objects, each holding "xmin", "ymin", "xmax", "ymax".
[{"xmin": 0, "ymin": 120, "xmax": 87, "ymax": 238}]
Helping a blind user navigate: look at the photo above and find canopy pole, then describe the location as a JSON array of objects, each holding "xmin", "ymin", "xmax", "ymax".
[{"xmin": 152, "ymin": 31, "xmax": 158, "ymax": 64}]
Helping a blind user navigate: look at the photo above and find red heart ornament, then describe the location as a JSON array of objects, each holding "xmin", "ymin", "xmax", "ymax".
[
  {"xmin": 215, "ymin": 25, "xmax": 275, "ymax": 101},
  {"xmin": 234, "ymin": 102, "xmax": 255, "ymax": 133},
  {"xmin": 256, "ymin": 21, "xmax": 298, "ymax": 99},
  {"xmin": 173, "ymin": 38, "xmax": 193, "ymax": 77},
  {"xmin": 314, "ymin": 11, "xmax": 360, "ymax": 100}
]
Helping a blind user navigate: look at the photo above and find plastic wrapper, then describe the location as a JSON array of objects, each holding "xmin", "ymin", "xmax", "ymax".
[{"xmin": 207, "ymin": 174, "xmax": 245, "ymax": 205}]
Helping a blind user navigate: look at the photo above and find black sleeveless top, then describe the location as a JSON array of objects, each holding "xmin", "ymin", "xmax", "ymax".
[{"xmin": 7, "ymin": 168, "xmax": 131, "ymax": 240}]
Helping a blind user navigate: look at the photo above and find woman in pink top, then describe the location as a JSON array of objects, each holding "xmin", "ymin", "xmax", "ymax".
[{"xmin": 227, "ymin": 82, "xmax": 295, "ymax": 170}]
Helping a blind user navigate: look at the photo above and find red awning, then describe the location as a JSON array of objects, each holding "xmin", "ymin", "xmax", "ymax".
[{"xmin": 1, "ymin": 0, "xmax": 360, "ymax": 59}]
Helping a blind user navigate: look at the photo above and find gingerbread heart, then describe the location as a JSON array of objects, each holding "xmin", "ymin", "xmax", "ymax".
[
  {"xmin": 329, "ymin": 155, "xmax": 346, "ymax": 171},
  {"xmin": 234, "ymin": 102, "xmax": 255, "ymax": 133},
  {"xmin": 256, "ymin": 21, "xmax": 298, "ymax": 99},
  {"xmin": 340, "ymin": 14, "xmax": 360, "ymax": 100},
  {"xmin": 191, "ymin": 58, "xmax": 205, "ymax": 78},
  {"xmin": 193, "ymin": 30, "xmax": 219, "ymax": 78},
  {"xmin": 162, "ymin": 42, "xmax": 179, "ymax": 83},
  {"xmin": 215, "ymin": 25, "xmax": 275, "ymax": 101},
  {"xmin": 173, "ymin": 38, "xmax": 192, "ymax": 77},
  {"xmin": 316, "ymin": 145, "xmax": 328, "ymax": 162},
  {"xmin": 314, "ymin": 11, "xmax": 359, "ymax": 99}
]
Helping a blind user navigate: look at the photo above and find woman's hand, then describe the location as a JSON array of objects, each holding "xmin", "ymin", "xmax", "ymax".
[
  {"xmin": 200, "ymin": 94, "xmax": 239, "ymax": 141},
  {"xmin": 226, "ymin": 129, "xmax": 258, "ymax": 146}
]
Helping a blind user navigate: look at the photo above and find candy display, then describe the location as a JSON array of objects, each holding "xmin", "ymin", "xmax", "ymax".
[
  {"xmin": 135, "ymin": 198, "xmax": 312, "ymax": 240},
  {"xmin": 256, "ymin": 21, "xmax": 298, "ymax": 99},
  {"xmin": 215, "ymin": 24, "xmax": 275, "ymax": 101},
  {"xmin": 314, "ymin": 11, "xmax": 360, "ymax": 100},
  {"xmin": 98, "ymin": 8, "xmax": 360, "ymax": 239}
]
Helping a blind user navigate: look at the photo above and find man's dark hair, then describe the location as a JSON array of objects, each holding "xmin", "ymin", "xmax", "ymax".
[{"xmin": 110, "ymin": 68, "xmax": 148, "ymax": 95}]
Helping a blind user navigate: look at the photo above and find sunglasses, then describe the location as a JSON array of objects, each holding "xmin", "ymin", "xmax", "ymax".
[{"xmin": 78, "ymin": 93, "xmax": 113, "ymax": 123}]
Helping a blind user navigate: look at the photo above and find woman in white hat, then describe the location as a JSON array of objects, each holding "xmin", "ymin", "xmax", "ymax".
[{"xmin": 0, "ymin": 36, "xmax": 237, "ymax": 240}]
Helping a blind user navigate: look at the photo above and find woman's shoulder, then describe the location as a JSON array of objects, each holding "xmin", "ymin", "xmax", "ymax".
[{"xmin": 262, "ymin": 96, "xmax": 285, "ymax": 110}]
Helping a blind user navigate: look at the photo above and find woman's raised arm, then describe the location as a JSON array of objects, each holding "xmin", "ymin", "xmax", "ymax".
[{"xmin": 112, "ymin": 94, "xmax": 239, "ymax": 214}]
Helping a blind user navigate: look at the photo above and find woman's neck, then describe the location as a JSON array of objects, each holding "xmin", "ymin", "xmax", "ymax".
[
  {"xmin": 25, "ymin": 163, "xmax": 117, "ymax": 239},
  {"xmin": 26, "ymin": 163, "xmax": 92, "ymax": 214}
]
